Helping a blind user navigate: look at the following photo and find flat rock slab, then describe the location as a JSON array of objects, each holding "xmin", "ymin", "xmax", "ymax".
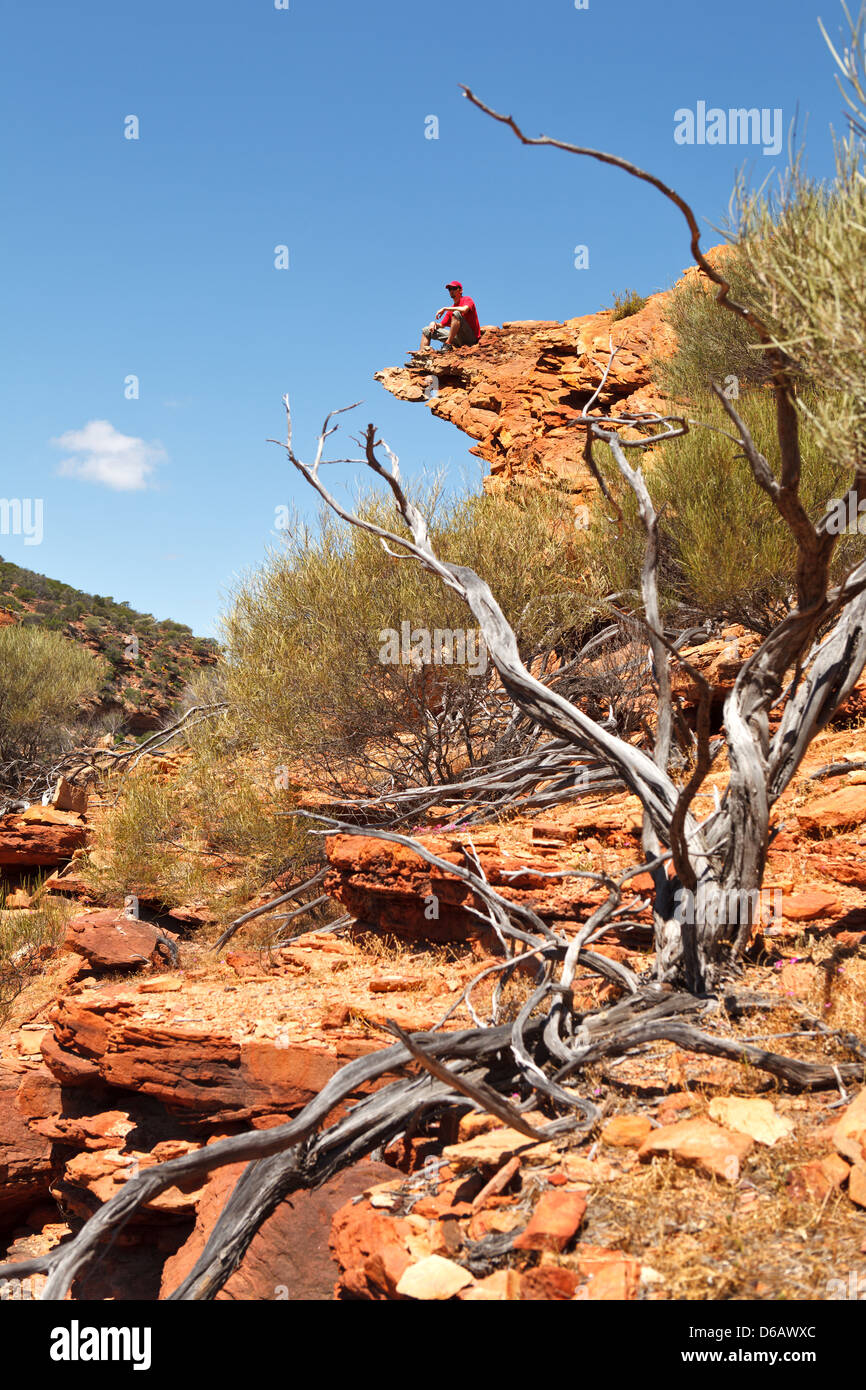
[
  {"xmin": 64, "ymin": 909, "xmax": 176, "ymax": 972},
  {"xmin": 512, "ymin": 1189, "xmax": 587, "ymax": 1252},
  {"xmin": 40, "ymin": 939, "xmax": 472, "ymax": 1124},
  {"xmin": 638, "ymin": 1117, "xmax": 754, "ymax": 1181},
  {"xmin": 601, "ymin": 1114, "xmax": 653, "ymax": 1148},
  {"xmin": 0, "ymin": 808, "xmax": 87, "ymax": 867},
  {"xmin": 798, "ymin": 785, "xmax": 866, "ymax": 833},
  {"xmin": 396, "ymin": 1254, "xmax": 475, "ymax": 1300},
  {"xmin": 708, "ymin": 1097, "xmax": 795, "ymax": 1146}
]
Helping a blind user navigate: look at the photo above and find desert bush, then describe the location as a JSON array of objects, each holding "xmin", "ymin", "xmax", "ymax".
[
  {"xmin": 0, "ymin": 626, "xmax": 106, "ymax": 794},
  {"xmin": 595, "ymin": 148, "xmax": 866, "ymax": 634},
  {"xmin": 737, "ymin": 141, "xmax": 866, "ymax": 478},
  {"xmin": 654, "ymin": 244, "xmax": 785, "ymax": 400},
  {"xmin": 81, "ymin": 770, "xmax": 187, "ymax": 906},
  {"xmin": 610, "ymin": 288, "xmax": 648, "ymax": 321},
  {"xmin": 583, "ymin": 387, "xmax": 864, "ymax": 633},
  {"xmin": 221, "ymin": 485, "xmax": 604, "ymax": 795},
  {"xmin": 655, "ymin": 143, "xmax": 866, "ymax": 474},
  {"xmin": 82, "ymin": 737, "xmax": 314, "ymax": 919},
  {"xmin": 0, "ymin": 897, "xmax": 72, "ymax": 1026}
]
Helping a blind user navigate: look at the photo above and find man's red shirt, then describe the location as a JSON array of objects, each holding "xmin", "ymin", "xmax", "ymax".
[{"xmin": 441, "ymin": 295, "xmax": 480, "ymax": 342}]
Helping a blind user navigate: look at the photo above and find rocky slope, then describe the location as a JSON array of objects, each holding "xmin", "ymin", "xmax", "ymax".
[
  {"xmin": 0, "ymin": 556, "xmax": 218, "ymax": 734},
  {"xmin": 1, "ymin": 706, "xmax": 864, "ymax": 1300}
]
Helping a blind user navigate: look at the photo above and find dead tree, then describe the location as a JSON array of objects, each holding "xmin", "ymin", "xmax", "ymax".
[{"xmin": 267, "ymin": 381, "xmax": 863, "ymax": 993}]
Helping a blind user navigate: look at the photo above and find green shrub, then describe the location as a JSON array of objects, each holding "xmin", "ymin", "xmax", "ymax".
[
  {"xmin": 653, "ymin": 245, "xmax": 784, "ymax": 401},
  {"xmin": 0, "ymin": 627, "xmax": 106, "ymax": 791},
  {"xmin": 221, "ymin": 485, "xmax": 601, "ymax": 792},
  {"xmin": 583, "ymin": 388, "xmax": 865, "ymax": 633},
  {"xmin": 608, "ymin": 136, "xmax": 866, "ymax": 633},
  {"xmin": 736, "ymin": 143, "xmax": 866, "ymax": 478},
  {"xmin": 82, "ymin": 744, "xmax": 312, "ymax": 919},
  {"xmin": 0, "ymin": 897, "xmax": 73, "ymax": 1025},
  {"xmin": 655, "ymin": 141, "xmax": 866, "ymax": 473},
  {"xmin": 81, "ymin": 770, "xmax": 191, "ymax": 907},
  {"xmin": 610, "ymin": 288, "xmax": 648, "ymax": 322}
]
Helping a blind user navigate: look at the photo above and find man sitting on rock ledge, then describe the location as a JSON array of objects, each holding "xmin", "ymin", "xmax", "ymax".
[{"xmin": 418, "ymin": 280, "xmax": 481, "ymax": 354}]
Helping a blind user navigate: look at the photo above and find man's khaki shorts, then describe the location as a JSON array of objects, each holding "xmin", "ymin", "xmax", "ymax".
[{"xmin": 424, "ymin": 313, "xmax": 477, "ymax": 348}]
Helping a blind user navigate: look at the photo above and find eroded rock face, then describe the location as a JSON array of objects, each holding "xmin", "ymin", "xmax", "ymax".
[
  {"xmin": 0, "ymin": 1072, "xmax": 53, "ymax": 1226},
  {"xmin": 37, "ymin": 938, "xmax": 474, "ymax": 1125},
  {"xmin": 45, "ymin": 985, "xmax": 347, "ymax": 1123},
  {"xmin": 0, "ymin": 806, "xmax": 87, "ymax": 868},
  {"xmin": 160, "ymin": 1158, "xmax": 397, "ymax": 1300},
  {"xmin": 324, "ymin": 805, "xmax": 645, "ymax": 944},
  {"xmin": 0, "ymin": 934, "xmax": 488, "ymax": 1295},
  {"xmin": 375, "ymin": 269, "xmax": 706, "ymax": 498}
]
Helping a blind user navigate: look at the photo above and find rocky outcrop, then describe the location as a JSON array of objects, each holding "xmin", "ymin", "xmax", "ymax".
[
  {"xmin": 0, "ymin": 1072, "xmax": 53, "ymax": 1224},
  {"xmin": 0, "ymin": 932, "xmax": 498, "ymax": 1287},
  {"xmin": 63, "ymin": 909, "xmax": 178, "ymax": 973},
  {"xmin": 324, "ymin": 798, "xmax": 646, "ymax": 945},
  {"xmin": 0, "ymin": 805, "xmax": 87, "ymax": 869},
  {"xmin": 374, "ymin": 259, "xmax": 731, "ymax": 498}
]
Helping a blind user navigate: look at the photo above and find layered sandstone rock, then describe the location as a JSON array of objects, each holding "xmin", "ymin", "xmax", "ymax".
[
  {"xmin": 35, "ymin": 935, "xmax": 480, "ymax": 1125},
  {"xmin": 63, "ymin": 908, "xmax": 178, "ymax": 973},
  {"xmin": 373, "ymin": 258, "xmax": 735, "ymax": 498},
  {"xmin": 0, "ymin": 805, "xmax": 88, "ymax": 869},
  {"xmin": 0, "ymin": 1072, "xmax": 53, "ymax": 1223},
  {"xmin": 0, "ymin": 930, "xmax": 499, "ymax": 1288},
  {"xmin": 324, "ymin": 801, "xmax": 647, "ymax": 944}
]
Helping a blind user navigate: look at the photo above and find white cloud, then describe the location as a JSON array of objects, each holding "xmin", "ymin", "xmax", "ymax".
[{"xmin": 52, "ymin": 420, "xmax": 166, "ymax": 491}]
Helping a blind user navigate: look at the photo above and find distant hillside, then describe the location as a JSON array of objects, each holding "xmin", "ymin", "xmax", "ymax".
[{"xmin": 0, "ymin": 556, "xmax": 219, "ymax": 733}]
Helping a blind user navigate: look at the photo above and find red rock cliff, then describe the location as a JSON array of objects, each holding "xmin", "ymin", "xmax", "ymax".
[{"xmin": 375, "ymin": 256, "xmax": 730, "ymax": 497}]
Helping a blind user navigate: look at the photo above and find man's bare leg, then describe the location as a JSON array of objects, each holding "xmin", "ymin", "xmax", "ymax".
[{"xmin": 445, "ymin": 309, "xmax": 464, "ymax": 349}]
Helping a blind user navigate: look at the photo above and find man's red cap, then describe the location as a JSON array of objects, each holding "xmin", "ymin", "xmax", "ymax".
[{"xmin": 445, "ymin": 280, "xmax": 462, "ymax": 290}]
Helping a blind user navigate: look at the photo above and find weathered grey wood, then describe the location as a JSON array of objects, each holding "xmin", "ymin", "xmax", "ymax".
[{"xmin": 214, "ymin": 867, "xmax": 330, "ymax": 949}]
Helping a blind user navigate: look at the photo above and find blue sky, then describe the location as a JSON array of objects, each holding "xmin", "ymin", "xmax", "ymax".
[{"xmin": 0, "ymin": 0, "xmax": 850, "ymax": 635}]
